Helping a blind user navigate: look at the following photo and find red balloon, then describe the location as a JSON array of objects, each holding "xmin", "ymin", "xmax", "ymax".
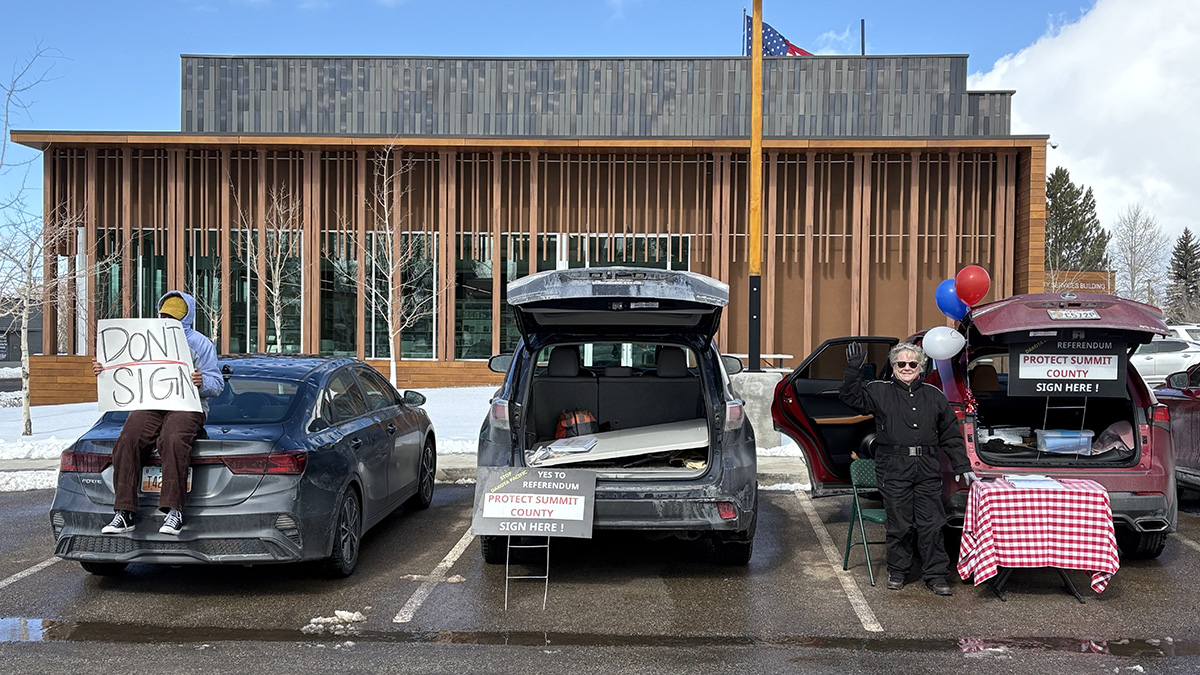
[{"xmin": 955, "ymin": 265, "xmax": 991, "ymax": 306}]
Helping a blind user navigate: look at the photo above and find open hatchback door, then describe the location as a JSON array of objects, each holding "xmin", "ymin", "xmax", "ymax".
[
  {"xmin": 507, "ymin": 267, "xmax": 728, "ymax": 343},
  {"xmin": 772, "ymin": 337, "xmax": 898, "ymax": 496}
]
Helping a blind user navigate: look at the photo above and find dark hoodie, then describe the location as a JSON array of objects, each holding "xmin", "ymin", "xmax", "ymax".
[{"xmin": 158, "ymin": 291, "xmax": 223, "ymax": 399}]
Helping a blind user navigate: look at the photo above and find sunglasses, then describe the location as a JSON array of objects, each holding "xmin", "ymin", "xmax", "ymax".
[{"xmin": 894, "ymin": 361, "xmax": 921, "ymax": 369}]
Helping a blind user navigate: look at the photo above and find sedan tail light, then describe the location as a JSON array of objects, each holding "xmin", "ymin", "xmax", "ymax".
[
  {"xmin": 60, "ymin": 451, "xmax": 111, "ymax": 473},
  {"xmin": 1151, "ymin": 404, "xmax": 1170, "ymax": 423},
  {"xmin": 221, "ymin": 450, "xmax": 308, "ymax": 475}
]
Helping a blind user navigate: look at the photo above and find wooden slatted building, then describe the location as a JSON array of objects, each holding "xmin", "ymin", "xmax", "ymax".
[{"xmin": 13, "ymin": 54, "xmax": 1047, "ymax": 404}]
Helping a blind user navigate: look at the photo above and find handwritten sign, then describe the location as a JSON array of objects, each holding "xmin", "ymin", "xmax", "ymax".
[
  {"xmin": 96, "ymin": 319, "xmax": 200, "ymax": 413},
  {"xmin": 472, "ymin": 466, "xmax": 596, "ymax": 538}
]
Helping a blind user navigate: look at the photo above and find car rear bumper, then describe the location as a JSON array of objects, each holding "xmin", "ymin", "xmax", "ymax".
[
  {"xmin": 50, "ymin": 483, "xmax": 312, "ymax": 566},
  {"xmin": 591, "ymin": 466, "xmax": 757, "ymax": 534}
]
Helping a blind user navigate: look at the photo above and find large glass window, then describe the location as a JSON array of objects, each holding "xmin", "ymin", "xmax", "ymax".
[
  {"xmin": 228, "ymin": 231, "xmax": 258, "ymax": 354},
  {"xmin": 133, "ymin": 231, "xmax": 167, "ymax": 319},
  {"xmin": 499, "ymin": 234, "xmax": 530, "ymax": 354},
  {"xmin": 365, "ymin": 231, "xmax": 436, "ymax": 360},
  {"xmin": 455, "ymin": 234, "xmax": 493, "ymax": 360},
  {"xmin": 321, "ymin": 232, "xmax": 358, "ymax": 357},
  {"xmin": 184, "ymin": 229, "xmax": 220, "ymax": 345}
]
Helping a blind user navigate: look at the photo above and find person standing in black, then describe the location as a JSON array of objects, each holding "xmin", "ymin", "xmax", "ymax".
[{"xmin": 841, "ymin": 341, "xmax": 976, "ymax": 596}]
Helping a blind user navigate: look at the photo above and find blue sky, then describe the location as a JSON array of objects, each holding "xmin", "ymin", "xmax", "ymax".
[
  {"xmin": 2, "ymin": 0, "xmax": 1091, "ymax": 134},
  {"xmin": 7, "ymin": 0, "xmax": 1198, "ymax": 252}
]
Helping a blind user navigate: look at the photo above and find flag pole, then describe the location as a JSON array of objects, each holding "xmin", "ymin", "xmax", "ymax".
[
  {"xmin": 748, "ymin": 0, "xmax": 763, "ymax": 373},
  {"xmin": 742, "ymin": 7, "xmax": 747, "ymax": 57}
]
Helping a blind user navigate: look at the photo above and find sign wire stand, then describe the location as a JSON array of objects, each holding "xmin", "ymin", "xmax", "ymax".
[{"xmin": 504, "ymin": 535, "xmax": 551, "ymax": 610}]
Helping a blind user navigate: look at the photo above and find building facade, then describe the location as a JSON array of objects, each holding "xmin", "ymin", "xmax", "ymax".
[{"xmin": 14, "ymin": 54, "xmax": 1046, "ymax": 404}]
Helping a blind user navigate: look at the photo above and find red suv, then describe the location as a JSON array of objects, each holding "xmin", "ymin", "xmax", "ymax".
[{"xmin": 772, "ymin": 292, "xmax": 1176, "ymax": 559}]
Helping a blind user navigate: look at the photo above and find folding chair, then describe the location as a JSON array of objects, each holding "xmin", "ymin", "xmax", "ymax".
[{"xmin": 843, "ymin": 458, "xmax": 888, "ymax": 586}]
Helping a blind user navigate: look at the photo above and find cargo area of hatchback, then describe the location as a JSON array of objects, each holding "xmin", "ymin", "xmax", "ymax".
[
  {"xmin": 519, "ymin": 342, "xmax": 712, "ymax": 478},
  {"xmin": 968, "ymin": 352, "xmax": 1141, "ymax": 469}
]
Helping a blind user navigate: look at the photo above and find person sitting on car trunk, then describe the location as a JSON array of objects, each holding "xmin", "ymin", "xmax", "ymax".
[
  {"xmin": 93, "ymin": 291, "xmax": 224, "ymax": 537},
  {"xmin": 841, "ymin": 341, "xmax": 977, "ymax": 596}
]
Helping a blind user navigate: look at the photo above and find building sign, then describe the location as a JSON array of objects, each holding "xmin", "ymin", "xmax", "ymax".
[
  {"xmin": 1008, "ymin": 339, "xmax": 1127, "ymax": 397},
  {"xmin": 1046, "ymin": 270, "xmax": 1116, "ymax": 294},
  {"xmin": 96, "ymin": 319, "xmax": 201, "ymax": 413},
  {"xmin": 473, "ymin": 466, "xmax": 596, "ymax": 539}
]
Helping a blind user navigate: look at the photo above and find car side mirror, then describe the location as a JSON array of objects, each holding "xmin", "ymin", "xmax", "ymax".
[
  {"xmin": 308, "ymin": 418, "xmax": 330, "ymax": 433},
  {"xmin": 1166, "ymin": 372, "xmax": 1189, "ymax": 390},
  {"xmin": 403, "ymin": 390, "xmax": 427, "ymax": 407},
  {"xmin": 722, "ymin": 355, "xmax": 744, "ymax": 375},
  {"xmin": 488, "ymin": 353, "xmax": 514, "ymax": 373}
]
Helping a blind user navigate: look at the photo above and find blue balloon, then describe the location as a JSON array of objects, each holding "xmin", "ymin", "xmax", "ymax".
[{"xmin": 936, "ymin": 278, "xmax": 970, "ymax": 321}]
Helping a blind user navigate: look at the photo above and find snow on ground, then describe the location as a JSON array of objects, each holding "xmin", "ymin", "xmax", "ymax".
[
  {"xmin": 0, "ymin": 470, "xmax": 56, "ymax": 491},
  {"xmin": 0, "ymin": 384, "xmax": 801, "ymax": 490}
]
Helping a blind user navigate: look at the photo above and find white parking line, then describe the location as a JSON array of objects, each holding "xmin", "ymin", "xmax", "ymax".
[
  {"xmin": 393, "ymin": 528, "xmax": 475, "ymax": 623},
  {"xmin": 1175, "ymin": 533, "xmax": 1200, "ymax": 555},
  {"xmin": 0, "ymin": 557, "xmax": 60, "ymax": 591},
  {"xmin": 794, "ymin": 489, "xmax": 884, "ymax": 633}
]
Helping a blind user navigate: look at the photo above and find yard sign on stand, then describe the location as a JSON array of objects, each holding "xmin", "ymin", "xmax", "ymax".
[{"xmin": 473, "ymin": 466, "xmax": 597, "ymax": 609}]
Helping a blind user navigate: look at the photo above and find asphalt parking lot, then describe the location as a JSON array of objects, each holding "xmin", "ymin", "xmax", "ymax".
[{"xmin": 4, "ymin": 484, "xmax": 1200, "ymax": 673}]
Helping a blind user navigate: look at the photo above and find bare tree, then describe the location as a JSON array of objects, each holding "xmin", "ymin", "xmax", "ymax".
[
  {"xmin": 327, "ymin": 145, "xmax": 437, "ymax": 385},
  {"xmin": 1, "ymin": 43, "xmax": 60, "ymax": 210},
  {"xmin": 186, "ymin": 255, "xmax": 221, "ymax": 351},
  {"xmin": 1109, "ymin": 203, "xmax": 1170, "ymax": 304},
  {"xmin": 0, "ymin": 197, "xmax": 117, "ymax": 434},
  {"xmin": 231, "ymin": 184, "xmax": 304, "ymax": 353}
]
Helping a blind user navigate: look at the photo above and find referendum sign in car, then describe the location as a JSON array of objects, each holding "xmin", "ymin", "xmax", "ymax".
[
  {"xmin": 1008, "ymin": 338, "xmax": 1127, "ymax": 397},
  {"xmin": 473, "ymin": 466, "xmax": 596, "ymax": 539}
]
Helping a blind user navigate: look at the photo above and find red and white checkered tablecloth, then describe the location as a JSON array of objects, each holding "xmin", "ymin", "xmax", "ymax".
[{"xmin": 956, "ymin": 478, "xmax": 1120, "ymax": 593}]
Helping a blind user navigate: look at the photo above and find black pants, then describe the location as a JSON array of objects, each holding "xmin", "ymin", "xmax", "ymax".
[
  {"xmin": 875, "ymin": 451, "xmax": 949, "ymax": 581},
  {"xmin": 111, "ymin": 410, "xmax": 206, "ymax": 514}
]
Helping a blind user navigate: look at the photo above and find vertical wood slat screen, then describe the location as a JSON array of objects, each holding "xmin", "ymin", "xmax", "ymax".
[{"xmin": 42, "ymin": 144, "xmax": 1017, "ymax": 362}]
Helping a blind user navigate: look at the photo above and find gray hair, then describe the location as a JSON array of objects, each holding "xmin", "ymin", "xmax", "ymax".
[{"xmin": 889, "ymin": 341, "xmax": 927, "ymax": 368}]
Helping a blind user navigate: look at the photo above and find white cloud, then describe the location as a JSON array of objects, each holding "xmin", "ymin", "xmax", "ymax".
[
  {"xmin": 812, "ymin": 25, "xmax": 855, "ymax": 55},
  {"xmin": 969, "ymin": 0, "xmax": 1200, "ymax": 243}
]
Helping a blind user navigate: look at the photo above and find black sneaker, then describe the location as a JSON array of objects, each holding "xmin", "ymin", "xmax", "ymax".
[
  {"xmin": 159, "ymin": 508, "xmax": 183, "ymax": 535},
  {"xmin": 886, "ymin": 574, "xmax": 906, "ymax": 591},
  {"xmin": 926, "ymin": 578, "xmax": 953, "ymax": 596},
  {"xmin": 102, "ymin": 511, "xmax": 134, "ymax": 534}
]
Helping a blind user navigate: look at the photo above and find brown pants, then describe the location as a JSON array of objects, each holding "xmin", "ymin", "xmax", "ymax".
[{"xmin": 111, "ymin": 410, "xmax": 205, "ymax": 513}]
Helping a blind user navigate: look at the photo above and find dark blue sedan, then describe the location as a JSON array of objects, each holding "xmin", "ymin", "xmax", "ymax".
[{"xmin": 50, "ymin": 355, "xmax": 437, "ymax": 577}]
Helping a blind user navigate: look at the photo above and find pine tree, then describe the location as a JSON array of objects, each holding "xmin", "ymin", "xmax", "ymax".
[
  {"xmin": 1166, "ymin": 228, "xmax": 1200, "ymax": 322},
  {"xmin": 1045, "ymin": 167, "xmax": 1110, "ymax": 287}
]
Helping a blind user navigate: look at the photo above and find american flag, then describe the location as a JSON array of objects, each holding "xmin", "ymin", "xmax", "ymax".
[{"xmin": 744, "ymin": 16, "xmax": 812, "ymax": 56}]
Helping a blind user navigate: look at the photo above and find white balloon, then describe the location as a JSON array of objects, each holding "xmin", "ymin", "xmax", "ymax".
[{"xmin": 923, "ymin": 326, "xmax": 966, "ymax": 360}]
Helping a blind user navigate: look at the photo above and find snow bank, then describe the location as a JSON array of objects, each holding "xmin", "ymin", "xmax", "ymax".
[{"xmin": 0, "ymin": 470, "xmax": 57, "ymax": 491}]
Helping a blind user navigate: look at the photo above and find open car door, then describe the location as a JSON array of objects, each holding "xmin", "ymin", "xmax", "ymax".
[{"xmin": 772, "ymin": 337, "xmax": 898, "ymax": 496}]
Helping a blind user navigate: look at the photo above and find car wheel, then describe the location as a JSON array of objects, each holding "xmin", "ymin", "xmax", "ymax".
[
  {"xmin": 80, "ymin": 561, "xmax": 127, "ymax": 576},
  {"xmin": 325, "ymin": 488, "xmax": 362, "ymax": 577},
  {"xmin": 480, "ymin": 535, "xmax": 506, "ymax": 564},
  {"xmin": 1116, "ymin": 530, "xmax": 1168, "ymax": 559},
  {"xmin": 406, "ymin": 440, "xmax": 436, "ymax": 510}
]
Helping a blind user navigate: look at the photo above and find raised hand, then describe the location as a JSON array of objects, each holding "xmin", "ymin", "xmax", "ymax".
[{"xmin": 846, "ymin": 342, "xmax": 865, "ymax": 368}]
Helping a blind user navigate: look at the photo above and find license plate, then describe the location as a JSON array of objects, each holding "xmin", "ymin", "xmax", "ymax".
[
  {"xmin": 1047, "ymin": 309, "xmax": 1100, "ymax": 320},
  {"xmin": 141, "ymin": 466, "xmax": 193, "ymax": 493}
]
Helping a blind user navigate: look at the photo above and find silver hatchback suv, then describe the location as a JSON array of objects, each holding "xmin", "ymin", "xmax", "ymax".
[{"xmin": 476, "ymin": 267, "xmax": 758, "ymax": 565}]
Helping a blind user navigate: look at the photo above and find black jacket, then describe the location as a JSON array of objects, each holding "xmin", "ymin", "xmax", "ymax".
[{"xmin": 839, "ymin": 364, "xmax": 970, "ymax": 475}]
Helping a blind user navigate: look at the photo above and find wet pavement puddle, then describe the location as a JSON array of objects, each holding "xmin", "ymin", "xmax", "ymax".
[{"xmin": 0, "ymin": 616, "xmax": 1191, "ymax": 658}]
